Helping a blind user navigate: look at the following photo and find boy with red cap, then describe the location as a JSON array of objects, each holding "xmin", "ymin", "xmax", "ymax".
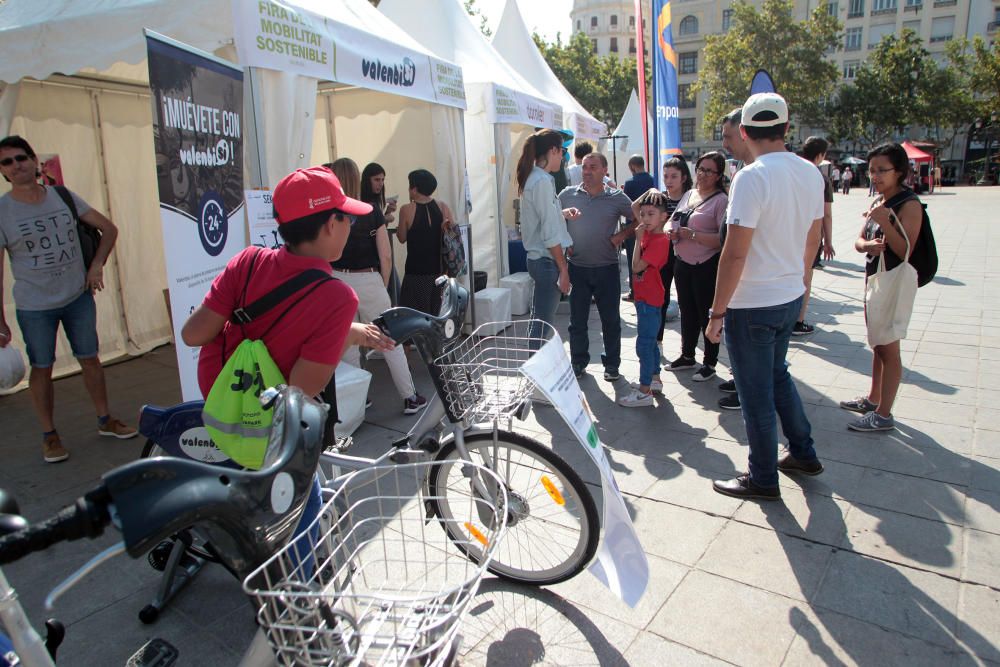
[{"xmin": 183, "ymin": 166, "xmax": 394, "ymax": 399}]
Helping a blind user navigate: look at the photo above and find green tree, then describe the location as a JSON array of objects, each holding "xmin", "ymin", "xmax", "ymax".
[
  {"xmin": 948, "ymin": 36, "xmax": 1000, "ymax": 120},
  {"xmin": 533, "ymin": 31, "xmax": 649, "ymax": 130},
  {"xmin": 694, "ymin": 0, "xmax": 840, "ymax": 137},
  {"xmin": 825, "ymin": 30, "xmax": 977, "ymax": 149}
]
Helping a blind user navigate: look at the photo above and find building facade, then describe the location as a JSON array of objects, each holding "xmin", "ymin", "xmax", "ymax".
[{"xmin": 571, "ymin": 0, "xmax": 989, "ymax": 163}]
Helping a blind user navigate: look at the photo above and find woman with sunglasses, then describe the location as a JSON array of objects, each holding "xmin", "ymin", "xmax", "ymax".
[
  {"xmin": 667, "ymin": 151, "xmax": 729, "ymax": 382},
  {"xmin": 328, "ymin": 159, "xmax": 428, "ymax": 415},
  {"xmin": 840, "ymin": 143, "xmax": 924, "ymax": 432}
]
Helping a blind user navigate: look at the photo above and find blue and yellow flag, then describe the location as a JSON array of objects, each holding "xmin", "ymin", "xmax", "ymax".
[{"xmin": 652, "ymin": 0, "xmax": 682, "ymax": 187}]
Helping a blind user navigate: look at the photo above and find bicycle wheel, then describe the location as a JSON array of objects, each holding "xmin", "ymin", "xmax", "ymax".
[
  {"xmin": 141, "ymin": 439, "xmax": 167, "ymax": 458},
  {"xmin": 428, "ymin": 431, "xmax": 599, "ymax": 585}
]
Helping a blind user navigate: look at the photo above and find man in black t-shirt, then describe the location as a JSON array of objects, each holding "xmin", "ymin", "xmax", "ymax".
[{"xmin": 793, "ymin": 137, "xmax": 835, "ymax": 336}]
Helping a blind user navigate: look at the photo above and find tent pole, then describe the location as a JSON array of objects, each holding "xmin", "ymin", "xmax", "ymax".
[
  {"xmin": 246, "ymin": 67, "xmax": 267, "ymax": 189},
  {"xmin": 493, "ymin": 123, "xmax": 506, "ymax": 286},
  {"xmin": 89, "ymin": 90, "xmax": 134, "ymax": 350}
]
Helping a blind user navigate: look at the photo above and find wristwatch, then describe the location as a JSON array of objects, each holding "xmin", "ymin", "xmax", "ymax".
[
  {"xmin": 690, "ymin": 229, "xmax": 697, "ymax": 240},
  {"xmin": 708, "ymin": 308, "xmax": 726, "ymax": 320}
]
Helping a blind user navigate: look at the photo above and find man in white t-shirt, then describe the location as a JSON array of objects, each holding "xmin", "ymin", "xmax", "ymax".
[{"xmin": 705, "ymin": 93, "xmax": 825, "ymax": 501}]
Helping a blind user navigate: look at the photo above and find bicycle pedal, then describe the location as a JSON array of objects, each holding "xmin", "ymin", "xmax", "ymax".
[
  {"xmin": 147, "ymin": 540, "xmax": 174, "ymax": 572},
  {"xmin": 126, "ymin": 638, "xmax": 178, "ymax": 667}
]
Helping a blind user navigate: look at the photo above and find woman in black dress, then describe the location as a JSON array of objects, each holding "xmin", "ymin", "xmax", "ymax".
[{"xmin": 396, "ymin": 169, "xmax": 456, "ymax": 315}]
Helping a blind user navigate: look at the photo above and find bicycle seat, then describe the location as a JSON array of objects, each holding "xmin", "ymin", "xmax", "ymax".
[
  {"xmin": 101, "ymin": 386, "xmax": 327, "ymax": 579},
  {"xmin": 374, "ymin": 276, "xmax": 468, "ymax": 360}
]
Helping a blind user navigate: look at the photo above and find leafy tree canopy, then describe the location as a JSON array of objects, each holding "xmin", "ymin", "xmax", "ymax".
[{"xmin": 694, "ymin": 0, "xmax": 840, "ymax": 138}]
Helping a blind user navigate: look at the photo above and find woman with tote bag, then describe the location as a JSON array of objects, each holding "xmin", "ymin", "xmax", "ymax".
[{"xmin": 840, "ymin": 143, "xmax": 924, "ymax": 432}]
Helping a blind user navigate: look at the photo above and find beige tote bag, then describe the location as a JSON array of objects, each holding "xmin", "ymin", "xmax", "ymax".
[{"xmin": 865, "ymin": 217, "xmax": 917, "ymax": 347}]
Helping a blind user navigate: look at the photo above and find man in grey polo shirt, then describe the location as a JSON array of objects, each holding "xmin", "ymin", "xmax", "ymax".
[{"xmin": 558, "ymin": 153, "xmax": 634, "ymax": 380}]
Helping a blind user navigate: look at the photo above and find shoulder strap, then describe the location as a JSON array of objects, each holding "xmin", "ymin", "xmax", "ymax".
[
  {"xmin": 233, "ymin": 267, "xmax": 333, "ymax": 325},
  {"xmin": 53, "ymin": 186, "xmax": 79, "ymax": 222}
]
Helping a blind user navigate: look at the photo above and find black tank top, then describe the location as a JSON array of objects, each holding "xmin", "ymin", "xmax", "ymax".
[{"xmin": 405, "ymin": 201, "xmax": 443, "ymax": 275}]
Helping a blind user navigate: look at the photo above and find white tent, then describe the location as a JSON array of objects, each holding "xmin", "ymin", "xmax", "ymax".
[
  {"xmin": 605, "ymin": 89, "xmax": 654, "ymax": 186},
  {"xmin": 491, "ymin": 0, "xmax": 607, "ymax": 143},
  {"xmin": 380, "ymin": 0, "xmax": 562, "ymax": 285},
  {"xmin": 0, "ymin": 0, "xmax": 468, "ymax": 386}
]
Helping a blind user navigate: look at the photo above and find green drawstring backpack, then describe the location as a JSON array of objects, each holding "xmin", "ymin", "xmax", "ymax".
[{"xmin": 202, "ymin": 250, "xmax": 332, "ymax": 469}]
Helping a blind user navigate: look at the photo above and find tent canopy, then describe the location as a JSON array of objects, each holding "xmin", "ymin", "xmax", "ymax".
[
  {"xmin": 902, "ymin": 141, "xmax": 933, "ymax": 163},
  {"xmin": 606, "ymin": 89, "xmax": 653, "ymax": 183},
  {"xmin": 491, "ymin": 0, "xmax": 606, "ymax": 140}
]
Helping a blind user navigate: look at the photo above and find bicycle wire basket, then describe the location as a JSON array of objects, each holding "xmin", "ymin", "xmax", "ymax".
[
  {"xmin": 243, "ymin": 461, "xmax": 508, "ymax": 666},
  {"xmin": 434, "ymin": 319, "xmax": 557, "ymax": 424}
]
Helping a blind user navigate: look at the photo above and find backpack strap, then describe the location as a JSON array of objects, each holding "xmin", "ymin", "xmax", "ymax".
[
  {"xmin": 232, "ymin": 267, "xmax": 332, "ymax": 326},
  {"xmin": 53, "ymin": 186, "xmax": 79, "ymax": 222}
]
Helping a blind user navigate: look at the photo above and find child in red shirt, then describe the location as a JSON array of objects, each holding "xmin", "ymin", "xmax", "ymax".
[{"xmin": 620, "ymin": 191, "xmax": 672, "ymax": 408}]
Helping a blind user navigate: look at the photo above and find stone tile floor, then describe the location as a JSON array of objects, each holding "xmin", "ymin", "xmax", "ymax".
[{"xmin": 0, "ymin": 187, "xmax": 997, "ymax": 665}]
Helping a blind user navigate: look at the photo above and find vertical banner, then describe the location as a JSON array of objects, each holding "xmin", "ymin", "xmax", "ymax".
[
  {"xmin": 635, "ymin": 0, "xmax": 649, "ymax": 166},
  {"xmin": 652, "ymin": 0, "xmax": 683, "ymax": 188},
  {"xmin": 146, "ymin": 31, "xmax": 246, "ymax": 401}
]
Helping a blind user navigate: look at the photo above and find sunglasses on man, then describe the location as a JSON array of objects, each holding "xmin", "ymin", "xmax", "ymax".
[{"xmin": 0, "ymin": 154, "xmax": 31, "ymax": 167}]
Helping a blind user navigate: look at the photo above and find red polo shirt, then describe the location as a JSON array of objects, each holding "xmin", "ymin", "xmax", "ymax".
[
  {"xmin": 197, "ymin": 246, "xmax": 358, "ymax": 397},
  {"xmin": 633, "ymin": 233, "xmax": 671, "ymax": 308}
]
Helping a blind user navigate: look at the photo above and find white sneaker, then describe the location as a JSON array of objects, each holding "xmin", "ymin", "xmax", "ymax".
[
  {"xmin": 630, "ymin": 378, "xmax": 663, "ymax": 393},
  {"xmin": 618, "ymin": 388, "xmax": 654, "ymax": 407}
]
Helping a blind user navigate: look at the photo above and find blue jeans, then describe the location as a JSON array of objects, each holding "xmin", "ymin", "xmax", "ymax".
[
  {"xmin": 568, "ymin": 263, "xmax": 621, "ymax": 371},
  {"xmin": 16, "ymin": 290, "xmax": 99, "ymax": 368},
  {"xmin": 527, "ymin": 257, "xmax": 561, "ymax": 343},
  {"xmin": 725, "ymin": 296, "xmax": 817, "ymax": 488},
  {"xmin": 635, "ymin": 301, "xmax": 661, "ymax": 386}
]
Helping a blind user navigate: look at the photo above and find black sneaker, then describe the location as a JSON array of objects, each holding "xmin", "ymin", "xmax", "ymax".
[
  {"xmin": 403, "ymin": 394, "xmax": 428, "ymax": 415},
  {"xmin": 712, "ymin": 473, "xmax": 781, "ymax": 500},
  {"xmin": 718, "ymin": 379, "xmax": 737, "ymax": 394},
  {"xmin": 692, "ymin": 365, "xmax": 716, "ymax": 382},
  {"xmin": 792, "ymin": 321, "xmax": 815, "ymax": 336},
  {"xmin": 603, "ymin": 368, "xmax": 620, "ymax": 382},
  {"xmin": 718, "ymin": 394, "xmax": 741, "ymax": 410},
  {"xmin": 573, "ymin": 365, "xmax": 586, "ymax": 378},
  {"xmin": 667, "ymin": 355, "xmax": 696, "ymax": 371},
  {"xmin": 777, "ymin": 449, "xmax": 824, "ymax": 476}
]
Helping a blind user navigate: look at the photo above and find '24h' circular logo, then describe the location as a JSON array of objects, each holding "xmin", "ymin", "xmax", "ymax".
[{"xmin": 198, "ymin": 190, "xmax": 227, "ymax": 256}]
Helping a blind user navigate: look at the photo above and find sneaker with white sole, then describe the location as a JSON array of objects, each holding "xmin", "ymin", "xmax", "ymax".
[
  {"xmin": 43, "ymin": 433, "xmax": 69, "ymax": 463},
  {"xmin": 618, "ymin": 388, "xmax": 654, "ymax": 407},
  {"xmin": 792, "ymin": 321, "xmax": 815, "ymax": 336},
  {"xmin": 98, "ymin": 417, "xmax": 138, "ymax": 440},
  {"xmin": 603, "ymin": 368, "xmax": 620, "ymax": 382},
  {"xmin": 692, "ymin": 365, "xmax": 716, "ymax": 382},
  {"xmin": 718, "ymin": 379, "xmax": 737, "ymax": 394},
  {"xmin": 718, "ymin": 394, "xmax": 741, "ymax": 411},
  {"xmin": 667, "ymin": 355, "xmax": 696, "ymax": 371},
  {"xmin": 630, "ymin": 378, "xmax": 664, "ymax": 393},
  {"xmin": 848, "ymin": 411, "xmax": 895, "ymax": 432},
  {"xmin": 403, "ymin": 394, "xmax": 428, "ymax": 415},
  {"xmin": 839, "ymin": 396, "xmax": 877, "ymax": 413}
]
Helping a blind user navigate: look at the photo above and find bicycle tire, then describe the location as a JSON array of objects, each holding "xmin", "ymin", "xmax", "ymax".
[{"xmin": 428, "ymin": 431, "xmax": 599, "ymax": 586}]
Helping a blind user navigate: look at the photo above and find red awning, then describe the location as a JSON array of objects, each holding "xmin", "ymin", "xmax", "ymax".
[{"xmin": 902, "ymin": 141, "xmax": 933, "ymax": 163}]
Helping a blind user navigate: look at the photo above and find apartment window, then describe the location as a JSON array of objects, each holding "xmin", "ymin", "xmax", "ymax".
[
  {"xmin": 902, "ymin": 19, "xmax": 921, "ymax": 34},
  {"xmin": 827, "ymin": 2, "xmax": 839, "ymax": 16},
  {"xmin": 679, "ymin": 51, "xmax": 698, "ymax": 74},
  {"xmin": 679, "ymin": 15, "xmax": 699, "ymax": 35},
  {"xmin": 610, "ymin": 37, "xmax": 618, "ymax": 52},
  {"xmin": 629, "ymin": 38, "xmax": 636, "ymax": 54},
  {"xmin": 844, "ymin": 27, "xmax": 863, "ymax": 50},
  {"xmin": 629, "ymin": 15, "xmax": 635, "ymax": 27},
  {"xmin": 869, "ymin": 22, "xmax": 894, "ymax": 47},
  {"xmin": 843, "ymin": 60, "xmax": 860, "ymax": 78},
  {"xmin": 871, "ymin": 0, "xmax": 897, "ymax": 14},
  {"xmin": 680, "ymin": 118, "xmax": 696, "ymax": 143},
  {"xmin": 722, "ymin": 9, "xmax": 734, "ymax": 30},
  {"xmin": 611, "ymin": 15, "xmax": 618, "ymax": 26},
  {"xmin": 713, "ymin": 126, "xmax": 723, "ymax": 141},
  {"xmin": 592, "ymin": 39, "xmax": 598, "ymax": 52},
  {"xmin": 848, "ymin": 0, "xmax": 865, "ymax": 17},
  {"xmin": 930, "ymin": 15, "xmax": 954, "ymax": 42},
  {"xmin": 591, "ymin": 16, "xmax": 598, "ymax": 28},
  {"xmin": 678, "ymin": 84, "xmax": 696, "ymax": 109},
  {"xmin": 576, "ymin": 19, "xmax": 581, "ymax": 31},
  {"xmin": 905, "ymin": 0, "xmax": 922, "ymax": 6}
]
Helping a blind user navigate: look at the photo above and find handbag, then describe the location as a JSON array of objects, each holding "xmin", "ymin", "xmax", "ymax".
[
  {"xmin": 439, "ymin": 207, "xmax": 467, "ymax": 277},
  {"xmin": 0, "ymin": 343, "xmax": 26, "ymax": 390},
  {"xmin": 865, "ymin": 216, "xmax": 918, "ymax": 347}
]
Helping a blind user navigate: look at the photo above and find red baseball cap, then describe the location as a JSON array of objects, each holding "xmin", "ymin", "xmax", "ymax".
[{"xmin": 272, "ymin": 166, "xmax": 372, "ymax": 224}]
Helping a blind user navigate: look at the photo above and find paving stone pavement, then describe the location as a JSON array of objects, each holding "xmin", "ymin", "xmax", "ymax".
[{"xmin": 0, "ymin": 187, "xmax": 998, "ymax": 666}]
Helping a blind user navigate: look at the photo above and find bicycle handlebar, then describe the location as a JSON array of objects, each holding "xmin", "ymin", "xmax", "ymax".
[
  {"xmin": 373, "ymin": 276, "xmax": 468, "ymax": 360},
  {"xmin": 0, "ymin": 488, "xmax": 110, "ymax": 566}
]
